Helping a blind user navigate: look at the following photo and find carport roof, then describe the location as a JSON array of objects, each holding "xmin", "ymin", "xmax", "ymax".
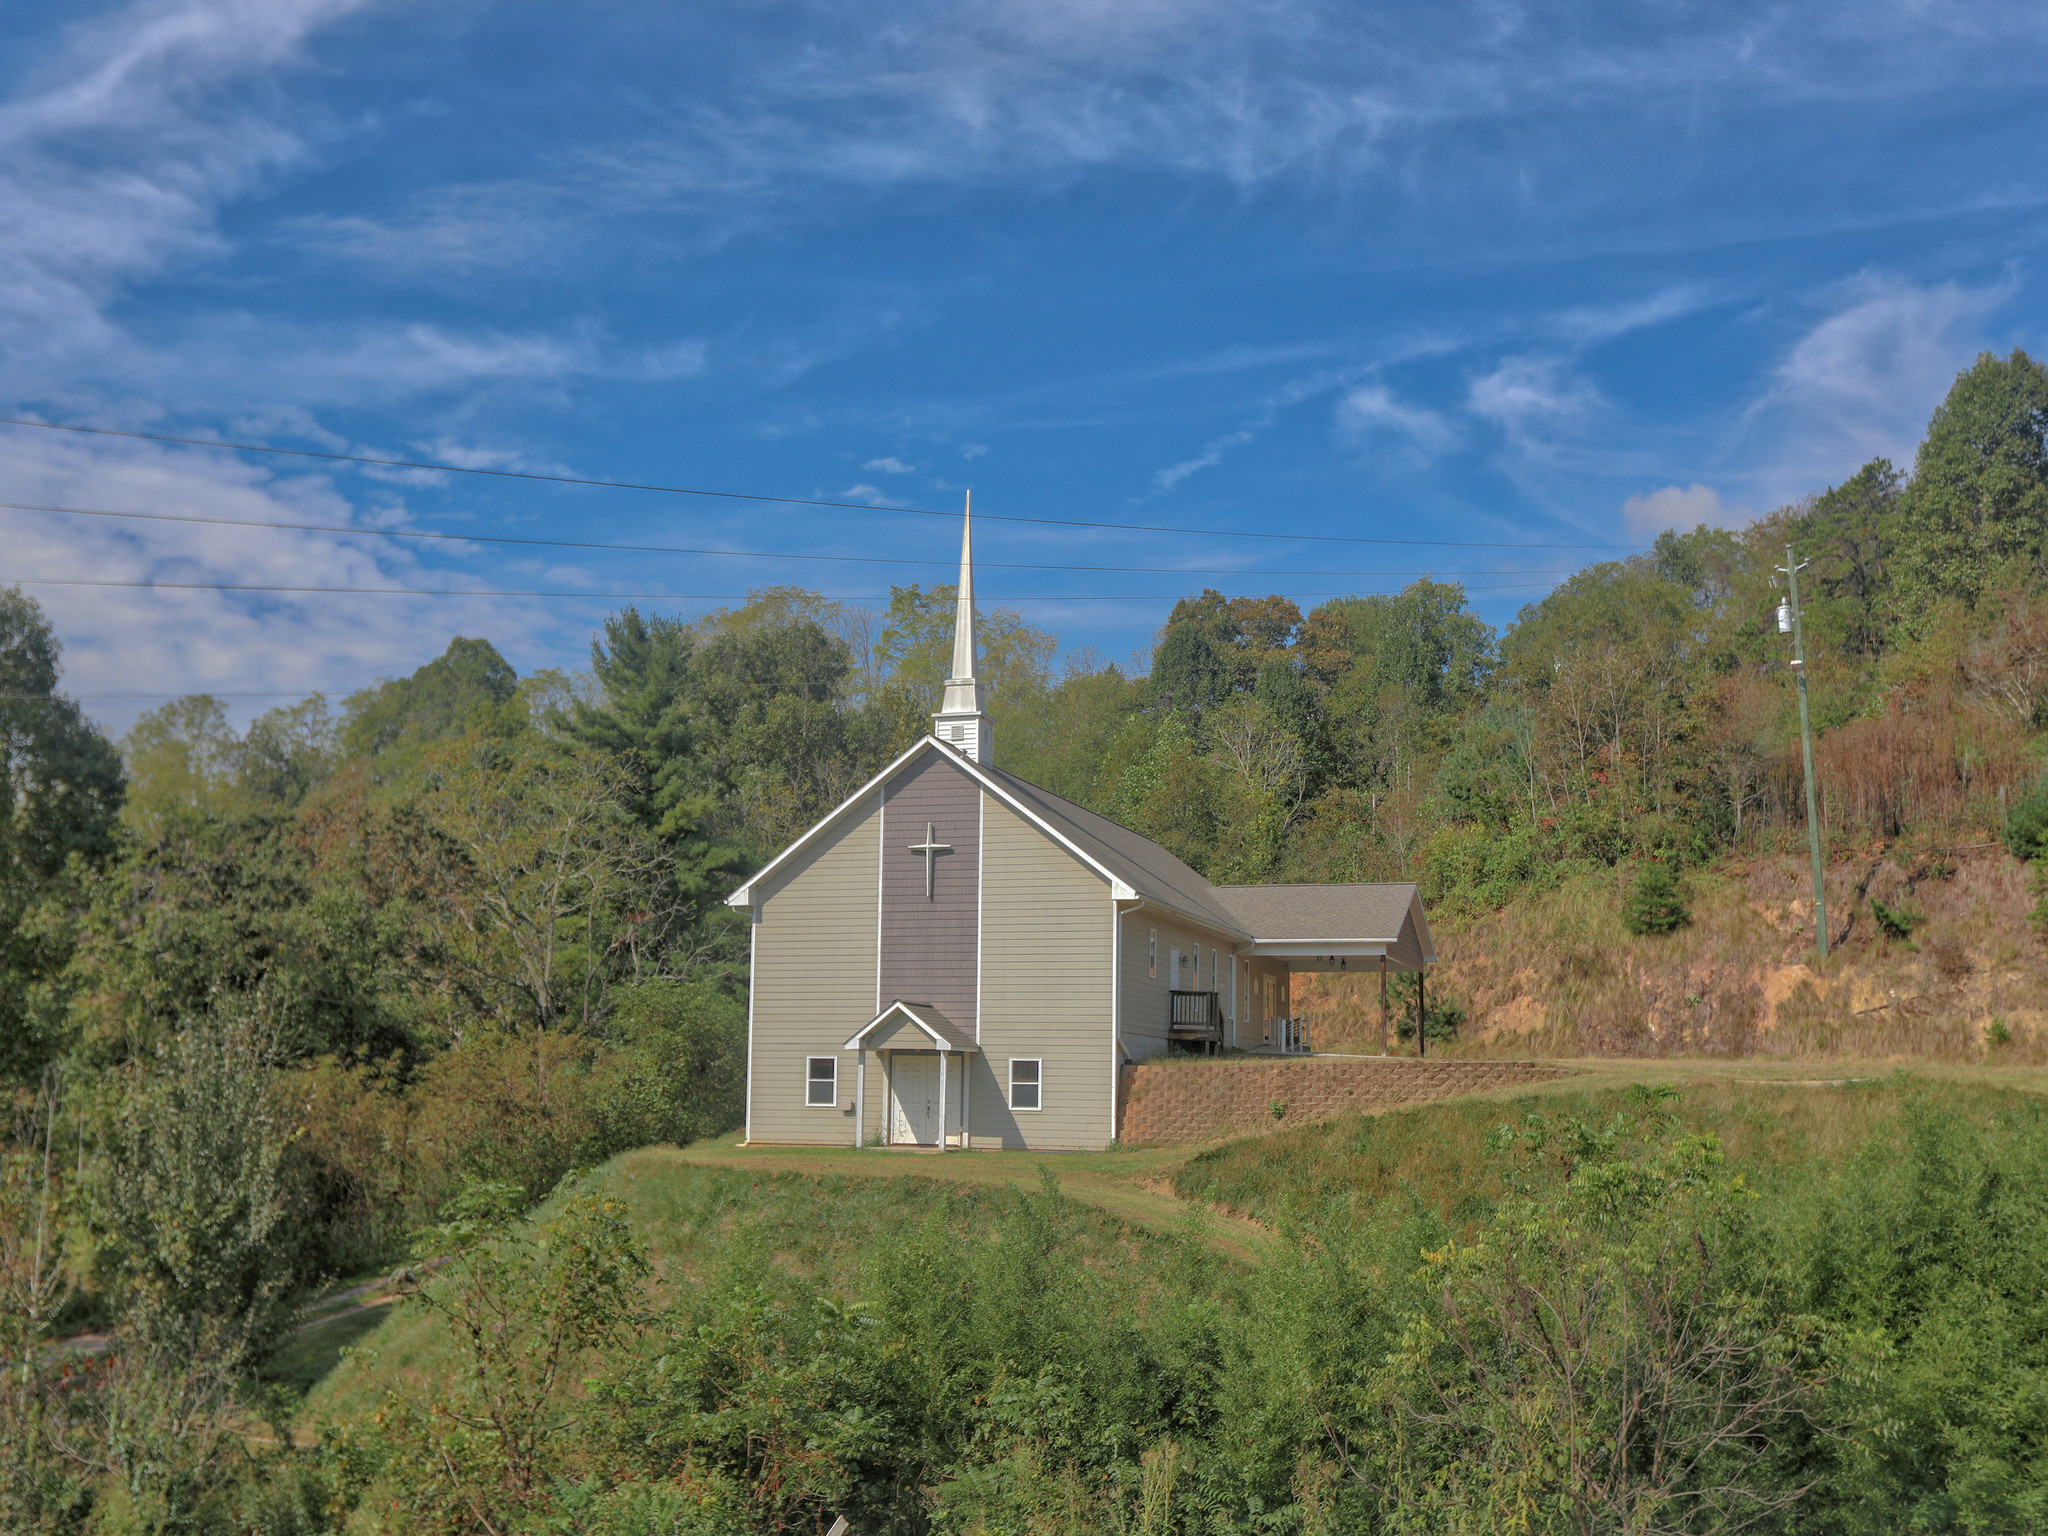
[{"xmin": 1213, "ymin": 882, "xmax": 1433, "ymax": 968}]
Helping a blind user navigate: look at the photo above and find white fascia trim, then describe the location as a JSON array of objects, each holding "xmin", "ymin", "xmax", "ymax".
[
  {"xmin": 725, "ymin": 735, "xmax": 940, "ymax": 907},
  {"xmin": 1243, "ymin": 940, "xmax": 1391, "ymax": 957},
  {"xmin": 844, "ymin": 1006, "xmax": 982, "ymax": 1055},
  {"xmin": 1410, "ymin": 890, "xmax": 1439, "ymax": 964}
]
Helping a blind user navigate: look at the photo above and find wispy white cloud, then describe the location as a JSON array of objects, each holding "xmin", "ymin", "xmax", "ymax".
[
  {"xmin": 838, "ymin": 483, "xmax": 918, "ymax": 507},
  {"xmin": 1748, "ymin": 272, "xmax": 2011, "ymax": 505},
  {"xmin": 1149, "ymin": 368, "xmax": 1360, "ymax": 492},
  {"xmin": 863, "ymin": 456, "xmax": 916, "ymax": 473},
  {"xmin": 0, "ymin": 423, "xmax": 562, "ymax": 735},
  {"xmin": 1467, "ymin": 355, "xmax": 1601, "ymax": 448},
  {"xmin": 1546, "ymin": 286, "xmax": 1715, "ymax": 344},
  {"xmin": 0, "ymin": 0, "xmax": 376, "ymax": 387},
  {"xmin": 1337, "ymin": 383, "xmax": 1454, "ymax": 453},
  {"xmin": 1152, "ymin": 425, "xmax": 1260, "ymax": 491},
  {"xmin": 1621, "ymin": 482, "xmax": 1751, "ymax": 538},
  {"xmin": 280, "ymin": 3, "xmax": 2048, "ymax": 287}
]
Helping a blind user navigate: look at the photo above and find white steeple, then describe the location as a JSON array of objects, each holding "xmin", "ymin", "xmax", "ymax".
[{"xmin": 933, "ymin": 492, "xmax": 993, "ymax": 764}]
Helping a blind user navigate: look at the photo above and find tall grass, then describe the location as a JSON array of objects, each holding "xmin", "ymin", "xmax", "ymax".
[{"xmin": 1171, "ymin": 1076, "xmax": 2033, "ymax": 1228}]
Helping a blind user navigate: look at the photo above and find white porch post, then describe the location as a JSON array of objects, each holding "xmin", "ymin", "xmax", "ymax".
[
  {"xmin": 963, "ymin": 1055, "xmax": 973, "ymax": 1149},
  {"xmin": 854, "ymin": 1052, "xmax": 865, "ymax": 1148},
  {"xmin": 1229, "ymin": 954, "xmax": 1238, "ymax": 1048},
  {"xmin": 938, "ymin": 1049, "xmax": 950, "ymax": 1149}
]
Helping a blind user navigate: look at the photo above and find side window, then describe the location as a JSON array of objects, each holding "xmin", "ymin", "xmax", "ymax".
[
  {"xmin": 1010, "ymin": 1058, "xmax": 1042, "ymax": 1111},
  {"xmin": 805, "ymin": 1056, "xmax": 837, "ymax": 1107},
  {"xmin": 1148, "ymin": 929, "xmax": 1157, "ymax": 979}
]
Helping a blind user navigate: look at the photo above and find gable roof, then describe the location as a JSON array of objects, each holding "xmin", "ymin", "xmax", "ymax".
[
  {"xmin": 725, "ymin": 735, "xmax": 1248, "ymax": 937},
  {"xmin": 1213, "ymin": 882, "xmax": 1434, "ymax": 968},
  {"xmin": 1212, "ymin": 882, "xmax": 1419, "ymax": 943},
  {"xmin": 725, "ymin": 737, "xmax": 1432, "ymax": 960},
  {"xmin": 845, "ymin": 1000, "xmax": 979, "ymax": 1053}
]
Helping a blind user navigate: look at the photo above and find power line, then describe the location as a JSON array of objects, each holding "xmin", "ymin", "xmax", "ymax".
[
  {"xmin": 0, "ymin": 691, "xmax": 320, "ymax": 701},
  {"xmin": 1, "ymin": 575, "xmax": 1563, "ymax": 601},
  {"xmin": 0, "ymin": 415, "xmax": 1644, "ymax": 552},
  {"xmin": 0, "ymin": 501, "xmax": 1581, "ymax": 580}
]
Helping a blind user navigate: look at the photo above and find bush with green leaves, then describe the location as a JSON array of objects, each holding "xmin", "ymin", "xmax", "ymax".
[
  {"xmin": 96, "ymin": 1001, "xmax": 306, "ymax": 1370},
  {"xmin": 1365, "ymin": 1093, "xmax": 1842, "ymax": 1534},
  {"xmin": 370, "ymin": 1178, "xmax": 652, "ymax": 1536},
  {"xmin": 1623, "ymin": 860, "xmax": 1691, "ymax": 935},
  {"xmin": 2001, "ymin": 775, "xmax": 2048, "ymax": 862}
]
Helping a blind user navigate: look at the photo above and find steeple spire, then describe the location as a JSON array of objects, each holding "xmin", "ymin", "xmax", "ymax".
[
  {"xmin": 950, "ymin": 490, "xmax": 977, "ymax": 682},
  {"xmin": 933, "ymin": 491, "xmax": 993, "ymax": 764}
]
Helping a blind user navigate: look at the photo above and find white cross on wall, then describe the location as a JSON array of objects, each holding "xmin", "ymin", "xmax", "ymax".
[{"xmin": 907, "ymin": 821, "xmax": 953, "ymax": 899}]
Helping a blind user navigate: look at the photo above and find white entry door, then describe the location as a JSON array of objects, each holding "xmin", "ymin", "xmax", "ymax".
[{"xmin": 889, "ymin": 1052, "xmax": 941, "ymax": 1145}]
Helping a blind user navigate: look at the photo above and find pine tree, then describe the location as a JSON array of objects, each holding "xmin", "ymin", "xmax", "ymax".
[{"xmin": 1622, "ymin": 861, "xmax": 1690, "ymax": 935}]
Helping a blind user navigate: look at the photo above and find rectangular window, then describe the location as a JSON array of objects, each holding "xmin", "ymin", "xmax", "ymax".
[
  {"xmin": 1009, "ymin": 1058, "xmax": 1042, "ymax": 1111},
  {"xmin": 805, "ymin": 1056, "xmax": 837, "ymax": 1107},
  {"xmin": 1148, "ymin": 929, "xmax": 1157, "ymax": 979}
]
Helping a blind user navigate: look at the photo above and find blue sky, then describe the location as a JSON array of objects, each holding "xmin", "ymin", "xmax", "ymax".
[{"xmin": 6, "ymin": 0, "xmax": 2048, "ymax": 731}]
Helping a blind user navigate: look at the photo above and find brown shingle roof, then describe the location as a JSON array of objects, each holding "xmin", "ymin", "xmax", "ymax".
[{"xmin": 1211, "ymin": 882, "xmax": 1421, "ymax": 942}]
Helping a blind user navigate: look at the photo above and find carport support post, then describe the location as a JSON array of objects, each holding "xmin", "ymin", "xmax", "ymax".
[{"xmin": 1378, "ymin": 957, "xmax": 1388, "ymax": 1056}]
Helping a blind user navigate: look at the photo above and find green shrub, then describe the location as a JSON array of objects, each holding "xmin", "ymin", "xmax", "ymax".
[
  {"xmin": 1870, "ymin": 897, "xmax": 1920, "ymax": 942},
  {"xmin": 1395, "ymin": 977, "xmax": 1466, "ymax": 1045},
  {"xmin": 1622, "ymin": 861, "xmax": 1690, "ymax": 935},
  {"xmin": 2002, "ymin": 775, "xmax": 2048, "ymax": 861}
]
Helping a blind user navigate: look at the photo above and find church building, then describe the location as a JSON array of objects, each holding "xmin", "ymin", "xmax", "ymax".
[{"xmin": 727, "ymin": 507, "xmax": 1436, "ymax": 1150}]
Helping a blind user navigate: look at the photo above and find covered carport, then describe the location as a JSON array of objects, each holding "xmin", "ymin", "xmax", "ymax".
[{"xmin": 1212, "ymin": 882, "xmax": 1437, "ymax": 1055}]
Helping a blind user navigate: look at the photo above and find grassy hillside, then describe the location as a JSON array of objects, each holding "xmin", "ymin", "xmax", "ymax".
[
  {"xmin": 268, "ymin": 1068, "xmax": 2048, "ymax": 1533},
  {"xmin": 1172, "ymin": 1071, "xmax": 2047, "ymax": 1225},
  {"xmin": 300, "ymin": 1150, "xmax": 1214, "ymax": 1431},
  {"xmin": 1299, "ymin": 849, "xmax": 2048, "ymax": 1062}
]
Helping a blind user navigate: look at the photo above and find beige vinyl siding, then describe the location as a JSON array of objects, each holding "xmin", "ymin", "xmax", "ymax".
[
  {"xmin": 975, "ymin": 794, "xmax": 1115, "ymax": 1149},
  {"xmin": 1117, "ymin": 908, "xmax": 1240, "ymax": 1061},
  {"xmin": 747, "ymin": 791, "xmax": 880, "ymax": 1144}
]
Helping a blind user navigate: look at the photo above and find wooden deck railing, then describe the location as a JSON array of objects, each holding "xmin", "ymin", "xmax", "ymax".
[{"xmin": 1169, "ymin": 990, "xmax": 1222, "ymax": 1039}]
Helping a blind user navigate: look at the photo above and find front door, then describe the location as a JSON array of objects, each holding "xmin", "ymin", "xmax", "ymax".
[{"xmin": 889, "ymin": 1052, "xmax": 941, "ymax": 1145}]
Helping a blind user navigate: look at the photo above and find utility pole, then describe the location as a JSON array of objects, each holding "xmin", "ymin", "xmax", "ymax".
[{"xmin": 1777, "ymin": 549, "xmax": 1828, "ymax": 961}]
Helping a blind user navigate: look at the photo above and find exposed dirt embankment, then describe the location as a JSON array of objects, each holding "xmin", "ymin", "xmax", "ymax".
[{"xmin": 1297, "ymin": 850, "xmax": 2048, "ymax": 1062}]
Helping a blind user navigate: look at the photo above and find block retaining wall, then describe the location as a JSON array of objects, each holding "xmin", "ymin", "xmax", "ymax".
[{"xmin": 1116, "ymin": 1056, "xmax": 1573, "ymax": 1146}]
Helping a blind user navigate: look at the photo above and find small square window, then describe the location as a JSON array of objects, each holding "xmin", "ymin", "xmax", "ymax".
[
  {"xmin": 806, "ymin": 1056, "xmax": 837, "ymax": 1107},
  {"xmin": 1010, "ymin": 1058, "xmax": 1042, "ymax": 1111}
]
